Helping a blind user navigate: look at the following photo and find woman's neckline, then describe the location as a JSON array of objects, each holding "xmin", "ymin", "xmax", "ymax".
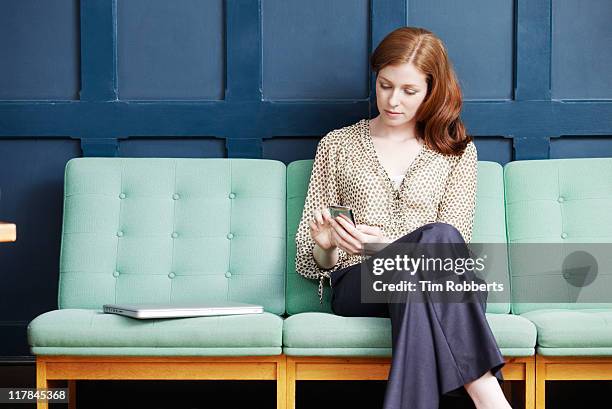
[{"xmin": 363, "ymin": 119, "xmax": 427, "ymax": 190}]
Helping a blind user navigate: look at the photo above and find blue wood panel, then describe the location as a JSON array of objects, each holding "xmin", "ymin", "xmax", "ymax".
[
  {"xmin": 117, "ymin": 0, "xmax": 224, "ymax": 100},
  {"xmin": 473, "ymin": 138, "xmax": 513, "ymax": 165},
  {"xmin": 555, "ymin": 101, "xmax": 612, "ymax": 134},
  {"xmin": 0, "ymin": 0, "xmax": 80, "ymax": 100},
  {"xmin": 226, "ymin": 0, "xmax": 262, "ymax": 101},
  {"xmin": 0, "ymin": 139, "xmax": 81, "ymax": 323},
  {"xmin": 80, "ymin": 0, "xmax": 117, "ymax": 101},
  {"xmin": 550, "ymin": 137, "xmax": 612, "ymax": 159},
  {"xmin": 119, "ymin": 138, "xmax": 226, "ymax": 157},
  {"xmin": 370, "ymin": 0, "xmax": 407, "ymax": 114},
  {"xmin": 407, "ymin": 0, "xmax": 514, "ymax": 100},
  {"xmin": 262, "ymin": 0, "xmax": 370, "ymax": 100},
  {"xmin": 0, "ymin": 325, "xmax": 30, "ymax": 356},
  {"xmin": 0, "ymin": 100, "xmax": 369, "ymax": 138},
  {"xmin": 1, "ymin": 100, "xmax": 611, "ymax": 143},
  {"xmin": 552, "ymin": 0, "xmax": 612, "ymax": 100},
  {"xmin": 262, "ymin": 137, "xmax": 320, "ymax": 164},
  {"xmin": 515, "ymin": 0, "xmax": 551, "ymax": 101}
]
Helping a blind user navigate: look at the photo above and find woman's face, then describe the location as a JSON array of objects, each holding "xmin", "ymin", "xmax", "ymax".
[{"xmin": 375, "ymin": 62, "xmax": 429, "ymax": 129}]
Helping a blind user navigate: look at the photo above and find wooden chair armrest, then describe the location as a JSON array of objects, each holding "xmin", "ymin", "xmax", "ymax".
[{"xmin": 0, "ymin": 221, "xmax": 16, "ymax": 242}]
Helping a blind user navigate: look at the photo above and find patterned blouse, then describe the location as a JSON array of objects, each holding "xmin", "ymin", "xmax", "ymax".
[{"xmin": 294, "ymin": 119, "xmax": 478, "ymax": 304}]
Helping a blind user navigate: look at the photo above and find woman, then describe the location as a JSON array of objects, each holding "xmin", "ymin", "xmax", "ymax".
[{"xmin": 295, "ymin": 27, "xmax": 512, "ymax": 409}]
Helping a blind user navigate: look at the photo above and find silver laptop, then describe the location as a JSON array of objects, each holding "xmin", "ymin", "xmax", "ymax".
[{"xmin": 103, "ymin": 301, "xmax": 264, "ymax": 319}]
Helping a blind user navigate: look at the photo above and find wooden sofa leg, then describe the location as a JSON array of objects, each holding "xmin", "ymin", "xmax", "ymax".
[
  {"xmin": 286, "ymin": 357, "xmax": 297, "ymax": 409},
  {"xmin": 35, "ymin": 357, "xmax": 49, "ymax": 409},
  {"xmin": 535, "ymin": 356, "xmax": 546, "ymax": 409},
  {"xmin": 36, "ymin": 357, "xmax": 72, "ymax": 409},
  {"xmin": 277, "ymin": 355, "xmax": 287, "ymax": 409},
  {"xmin": 524, "ymin": 356, "xmax": 536, "ymax": 409}
]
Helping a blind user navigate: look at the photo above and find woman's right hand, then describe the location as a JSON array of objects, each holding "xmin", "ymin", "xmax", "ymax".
[{"xmin": 308, "ymin": 208, "xmax": 336, "ymax": 251}]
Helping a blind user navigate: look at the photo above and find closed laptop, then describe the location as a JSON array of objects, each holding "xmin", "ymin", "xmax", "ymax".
[{"xmin": 103, "ymin": 301, "xmax": 264, "ymax": 319}]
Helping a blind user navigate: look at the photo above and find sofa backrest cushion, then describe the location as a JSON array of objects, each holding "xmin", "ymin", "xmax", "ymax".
[
  {"xmin": 505, "ymin": 158, "xmax": 612, "ymax": 314},
  {"xmin": 286, "ymin": 160, "xmax": 510, "ymax": 315},
  {"xmin": 286, "ymin": 160, "xmax": 334, "ymax": 314},
  {"xmin": 59, "ymin": 158, "xmax": 286, "ymax": 315},
  {"xmin": 472, "ymin": 162, "xmax": 511, "ymax": 313}
]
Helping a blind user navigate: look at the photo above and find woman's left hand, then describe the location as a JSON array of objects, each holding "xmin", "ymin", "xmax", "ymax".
[{"xmin": 329, "ymin": 215, "xmax": 391, "ymax": 256}]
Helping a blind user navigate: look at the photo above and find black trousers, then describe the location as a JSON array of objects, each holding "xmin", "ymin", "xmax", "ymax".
[{"xmin": 330, "ymin": 222, "xmax": 505, "ymax": 409}]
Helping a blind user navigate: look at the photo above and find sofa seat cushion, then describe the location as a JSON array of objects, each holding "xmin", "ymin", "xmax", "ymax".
[
  {"xmin": 28, "ymin": 309, "xmax": 282, "ymax": 356},
  {"xmin": 521, "ymin": 309, "xmax": 612, "ymax": 355},
  {"xmin": 282, "ymin": 312, "xmax": 535, "ymax": 357},
  {"xmin": 485, "ymin": 313, "xmax": 537, "ymax": 354},
  {"xmin": 283, "ymin": 312, "xmax": 391, "ymax": 356}
]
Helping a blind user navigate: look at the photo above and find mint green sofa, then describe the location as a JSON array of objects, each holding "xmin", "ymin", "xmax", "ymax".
[
  {"xmin": 284, "ymin": 160, "xmax": 536, "ymax": 356},
  {"xmin": 28, "ymin": 158, "xmax": 289, "ymax": 409},
  {"xmin": 504, "ymin": 159, "xmax": 612, "ymax": 408},
  {"xmin": 27, "ymin": 156, "xmax": 612, "ymax": 409},
  {"xmin": 284, "ymin": 160, "xmax": 537, "ymax": 409}
]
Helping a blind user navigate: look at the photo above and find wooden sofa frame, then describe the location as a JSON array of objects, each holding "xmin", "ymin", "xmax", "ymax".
[
  {"xmin": 535, "ymin": 356, "xmax": 612, "ymax": 409},
  {"xmin": 286, "ymin": 356, "xmax": 535, "ymax": 409},
  {"xmin": 35, "ymin": 354, "xmax": 535, "ymax": 409},
  {"xmin": 36, "ymin": 355, "xmax": 287, "ymax": 409}
]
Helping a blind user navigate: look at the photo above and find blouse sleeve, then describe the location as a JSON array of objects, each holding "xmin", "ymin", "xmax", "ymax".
[
  {"xmin": 294, "ymin": 132, "xmax": 348, "ymax": 303},
  {"xmin": 436, "ymin": 141, "xmax": 478, "ymax": 243}
]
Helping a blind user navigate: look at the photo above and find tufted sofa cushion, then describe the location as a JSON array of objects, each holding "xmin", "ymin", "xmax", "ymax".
[
  {"xmin": 286, "ymin": 160, "xmax": 333, "ymax": 314},
  {"xmin": 520, "ymin": 308, "xmax": 612, "ymax": 356},
  {"xmin": 505, "ymin": 158, "xmax": 612, "ymax": 356},
  {"xmin": 57, "ymin": 158, "xmax": 287, "ymax": 314},
  {"xmin": 28, "ymin": 309, "xmax": 283, "ymax": 356},
  {"xmin": 504, "ymin": 159, "xmax": 612, "ymax": 315},
  {"xmin": 282, "ymin": 312, "xmax": 535, "ymax": 357}
]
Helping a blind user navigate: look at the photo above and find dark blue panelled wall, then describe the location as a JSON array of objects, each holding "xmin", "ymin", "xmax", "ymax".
[{"xmin": 1, "ymin": 0, "xmax": 611, "ymax": 361}]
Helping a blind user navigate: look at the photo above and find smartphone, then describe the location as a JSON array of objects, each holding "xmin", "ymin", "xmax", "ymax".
[{"xmin": 328, "ymin": 205, "xmax": 355, "ymax": 225}]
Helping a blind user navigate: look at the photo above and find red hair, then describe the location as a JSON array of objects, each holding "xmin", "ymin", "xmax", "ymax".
[{"xmin": 371, "ymin": 27, "xmax": 471, "ymax": 156}]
